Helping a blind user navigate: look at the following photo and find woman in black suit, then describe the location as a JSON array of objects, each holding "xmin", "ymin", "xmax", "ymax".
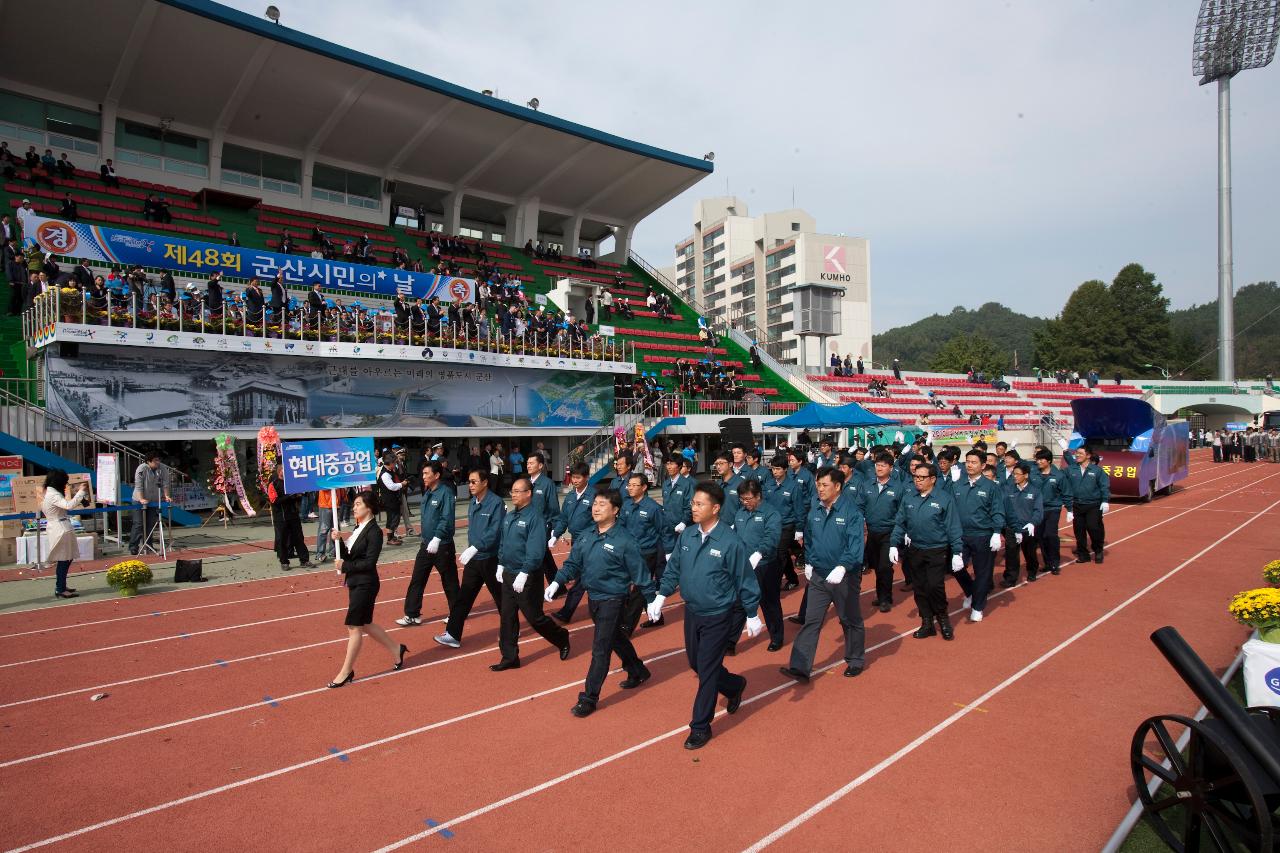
[{"xmin": 327, "ymin": 491, "xmax": 408, "ymax": 688}]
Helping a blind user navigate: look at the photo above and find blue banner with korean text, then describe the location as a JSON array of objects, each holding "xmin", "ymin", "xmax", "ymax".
[
  {"xmin": 280, "ymin": 437, "xmax": 377, "ymax": 494},
  {"xmin": 25, "ymin": 214, "xmax": 475, "ymax": 302}
]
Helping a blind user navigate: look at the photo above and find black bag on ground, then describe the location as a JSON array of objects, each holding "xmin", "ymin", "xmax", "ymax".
[{"xmin": 174, "ymin": 559, "xmax": 206, "ymax": 583}]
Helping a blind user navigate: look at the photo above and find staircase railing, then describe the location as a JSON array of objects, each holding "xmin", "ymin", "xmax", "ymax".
[
  {"xmin": 0, "ymin": 385, "xmax": 189, "ymax": 492},
  {"xmin": 723, "ymin": 326, "xmax": 834, "ymax": 404},
  {"xmin": 627, "ymin": 249, "xmax": 727, "ymax": 340},
  {"xmin": 579, "ymin": 393, "xmax": 679, "ymax": 478}
]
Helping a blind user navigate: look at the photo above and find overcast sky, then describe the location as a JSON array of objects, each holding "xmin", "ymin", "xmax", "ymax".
[{"xmin": 224, "ymin": 0, "xmax": 1279, "ymax": 331}]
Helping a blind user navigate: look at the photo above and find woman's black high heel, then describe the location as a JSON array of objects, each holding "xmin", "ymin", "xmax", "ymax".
[
  {"xmin": 394, "ymin": 644, "xmax": 409, "ymax": 670},
  {"xmin": 327, "ymin": 671, "xmax": 355, "ymax": 689}
]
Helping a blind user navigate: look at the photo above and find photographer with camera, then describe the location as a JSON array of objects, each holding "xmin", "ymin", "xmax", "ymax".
[{"xmin": 130, "ymin": 452, "xmax": 172, "ymax": 556}]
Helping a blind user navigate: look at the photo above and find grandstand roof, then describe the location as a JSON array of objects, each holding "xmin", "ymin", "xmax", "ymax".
[{"xmin": 3, "ymin": 0, "xmax": 712, "ymax": 229}]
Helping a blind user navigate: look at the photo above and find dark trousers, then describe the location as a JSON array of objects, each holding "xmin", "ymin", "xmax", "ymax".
[
  {"xmin": 683, "ymin": 610, "xmax": 744, "ymax": 735},
  {"xmin": 383, "ymin": 500, "xmax": 402, "ymax": 538},
  {"xmin": 909, "ymin": 546, "xmax": 949, "ymax": 622},
  {"xmin": 555, "ymin": 580, "xmax": 587, "ymax": 622},
  {"xmin": 273, "ymin": 513, "xmax": 308, "ymax": 564},
  {"xmin": 865, "ymin": 528, "xmax": 893, "ymax": 604},
  {"xmin": 129, "ymin": 505, "xmax": 160, "ymax": 551},
  {"xmin": 539, "ymin": 537, "xmax": 559, "ymax": 586},
  {"xmin": 497, "ymin": 570, "xmax": 568, "ymax": 663},
  {"xmin": 1040, "ymin": 507, "xmax": 1062, "ymax": 569},
  {"xmin": 444, "ymin": 556, "xmax": 503, "ymax": 641},
  {"xmin": 1073, "ymin": 502, "xmax": 1105, "ymax": 557},
  {"xmin": 403, "ymin": 541, "xmax": 458, "ymax": 618},
  {"xmin": 1002, "ymin": 531, "xmax": 1040, "ymax": 583},
  {"xmin": 55, "ymin": 559, "xmax": 72, "ymax": 593},
  {"xmin": 1212, "ymin": 445, "xmax": 1223, "ymax": 463},
  {"xmin": 580, "ymin": 595, "xmax": 647, "ymax": 707},
  {"xmin": 789, "ymin": 571, "xmax": 865, "ymax": 674},
  {"xmin": 954, "ymin": 534, "xmax": 995, "ymax": 613},
  {"xmin": 729, "ymin": 556, "xmax": 783, "ymax": 644},
  {"xmin": 779, "ymin": 524, "xmax": 798, "ymax": 584}
]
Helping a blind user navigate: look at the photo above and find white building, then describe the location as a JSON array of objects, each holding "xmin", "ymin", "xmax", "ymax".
[{"xmin": 672, "ymin": 197, "xmax": 870, "ymax": 369}]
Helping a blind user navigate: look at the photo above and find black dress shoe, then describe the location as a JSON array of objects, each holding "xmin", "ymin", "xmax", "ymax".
[
  {"xmin": 766, "ymin": 640, "xmax": 783, "ymax": 652},
  {"xmin": 299, "ymin": 562, "xmax": 316, "ymax": 569},
  {"xmin": 878, "ymin": 599, "xmax": 892, "ymax": 613},
  {"xmin": 913, "ymin": 619, "xmax": 937, "ymax": 639},
  {"xmin": 1077, "ymin": 553, "xmax": 1092, "ymax": 564},
  {"xmin": 684, "ymin": 730, "xmax": 712, "ymax": 750},
  {"xmin": 1050, "ymin": 565, "xmax": 1061, "ymax": 575},
  {"xmin": 844, "ymin": 665, "xmax": 864, "ymax": 678},
  {"xmin": 65, "ymin": 587, "xmax": 77, "ymax": 593},
  {"xmin": 570, "ymin": 701, "xmax": 595, "ymax": 718},
  {"xmin": 778, "ymin": 666, "xmax": 810, "ymax": 684},
  {"xmin": 787, "ymin": 615, "xmax": 804, "ymax": 625},
  {"xmin": 1094, "ymin": 552, "xmax": 1104, "ymax": 564},
  {"xmin": 727, "ymin": 679, "xmax": 746, "ymax": 714},
  {"xmin": 781, "ymin": 581, "xmax": 799, "ymax": 591},
  {"xmin": 1027, "ymin": 573, "xmax": 1039, "ymax": 582},
  {"xmin": 620, "ymin": 670, "xmax": 651, "ymax": 689},
  {"xmin": 280, "ymin": 563, "xmax": 292, "ymax": 571},
  {"xmin": 999, "ymin": 578, "xmax": 1017, "ymax": 589},
  {"xmin": 489, "ymin": 659, "xmax": 521, "ymax": 671},
  {"xmin": 327, "ymin": 670, "xmax": 355, "ymax": 689},
  {"xmin": 54, "ymin": 590, "xmax": 79, "ymax": 599},
  {"xmin": 937, "ymin": 617, "xmax": 955, "ymax": 641},
  {"xmin": 725, "ymin": 643, "xmax": 737, "ymax": 656}
]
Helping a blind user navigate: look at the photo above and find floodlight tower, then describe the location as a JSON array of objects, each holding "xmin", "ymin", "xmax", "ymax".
[{"xmin": 1192, "ymin": 0, "xmax": 1280, "ymax": 381}]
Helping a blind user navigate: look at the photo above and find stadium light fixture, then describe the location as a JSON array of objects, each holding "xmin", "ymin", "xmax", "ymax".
[
  {"xmin": 1144, "ymin": 362, "xmax": 1172, "ymax": 380},
  {"xmin": 1191, "ymin": 0, "xmax": 1280, "ymax": 381},
  {"xmin": 481, "ymin": 89, "xmax": 494, "ymax": 96},
  {"xmin": 265, "ymin": 5, "xmax": 281, "ymax": 24},
  {"xmin": 527, "ymin": 98, "xmax": 540, "ymax": 110},
  {"xmin": 703, "ymin": 152, "xmax": 715, "ymax": 162}
]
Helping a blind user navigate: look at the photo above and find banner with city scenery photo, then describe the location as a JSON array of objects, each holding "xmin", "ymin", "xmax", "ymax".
[
  {"xmin": 24, "ymin": 214, "xmax": 475, "ymax": 302},
  {"xmin": 43, "ymin": 345, "xmax": 616, "ymax": 433}
]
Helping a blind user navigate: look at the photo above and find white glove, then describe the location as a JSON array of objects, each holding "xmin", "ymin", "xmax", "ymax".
[
  {"xmin": 427, "ymin": 537, "xmax": 441, "ymax": 554},
  {"xmin": 547, "ymin": 535, "xmax": 557, "ymax": 549},
  {"xmin": 544, "ymin": 581, "xmax": 559, "ymax": 602},
  {"xmin": 745, "ymin": 615, "xmax": 764, "ymax": 637},
  {"xmin": 647, "ymin": 594, "xmax": 666, "ymax": 623},
  {"xmin": 459, "ymin": 545, "xmax": 477, "ymax": 565},
  {"xmin": 950, "ymin": 554, "xmax": 965, "ymax": 573},
  {"xmin": 804, "ymin": 563, "xmax": 814, "ymax": 580},
  {"xmin": 794, "ymin": 532, "xmax": 803, "ymax": 544},
  {"xmin": 1015, "ymin": 533, "xmax": 1023, "ymax": 544},
  {"xmin": 664, "ymin": 553, "xmax": 672, "ymax": 563},
  {"xmin": 496, "ymin": 564, "xmax": 504, "ymax": 581},
  {"xmin": 989, "ymin": 533, "xmax": 1001, "ymax": 551},
  {"xmin": 1067, "ymin": 510, "xmax": 1074, "ymax": 523},
  {"xmin": 1100, "ymin": 502, "xmax": 1109, "ymax": 514},
  {"xmin": 1023, "ymin": 523, "xmax": 1034, "ymax": 537},
  {"xmin": 512, "ymin": 572, "xmax": 527, "ymax": 593},
  {"xmin": 827, "ymin": 566, "xmax": 846, "ymax": 585},
  {"xmin": 674, "ymin": 522, "xmax": 686, "ymax": 533},
  {"xmin": 888, "ymin": 547, "xmax": 900, "ymax": 564},
  {"xmin": 749, "ymin": 551, "xmax": 762, "ymax": 569},
  {"xmin": 904, "ymin": 534, "xmax": 912, "ymax": 547}
]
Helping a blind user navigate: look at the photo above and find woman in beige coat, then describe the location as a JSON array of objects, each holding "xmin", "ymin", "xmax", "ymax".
[{"xmin": 42, "ymin": 469, "xmax": 88, "ymax": 598}]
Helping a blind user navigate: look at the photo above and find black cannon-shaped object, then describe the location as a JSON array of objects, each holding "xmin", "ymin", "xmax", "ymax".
[{"xmin": 1130, "ymin": 626, "xmax": 1280, "ymax": 851}]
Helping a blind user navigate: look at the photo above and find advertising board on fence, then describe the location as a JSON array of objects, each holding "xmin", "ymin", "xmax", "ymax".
[
  {"xmin": 0, "ymin": 456, "xmax": 21, "ymax": 502},
  {"xmin": 280, "ymin": 438, "xmax": 377, "ymax": 494},
  {"xmin": 25, "ymin": 214, "xmax": 475, "ymax": 303}
]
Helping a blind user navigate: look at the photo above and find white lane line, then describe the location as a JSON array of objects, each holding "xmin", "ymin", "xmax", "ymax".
[
  {"xmin": 1, "ymin": 645, "xmax": 690, "ymax": 853},
  {"xmin": 0, "ymin": 602, "xmax": 684, "ymax": 770},
  {"xmin": 9, "ymin": 470, "xmax": 1256, "ymax": 851},
  {"xmin": 369, "ymin": 471, "xmax": 1279, "ymax": 852},
  {"xmin": 740, "ymin": 491, "xmax": 1280, "ymax": 852}
]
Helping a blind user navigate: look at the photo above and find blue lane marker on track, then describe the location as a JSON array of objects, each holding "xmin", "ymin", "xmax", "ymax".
[
  {"xmin": 328, "ymin": 747, "xmax": 349, "ymax": 763},
  {"xmin": 425, "ymin": 820, "xmax": 454, "ymax": 839},
  {"xmin": 263, "ymin": 695, "xmax": 279, "ymax": 707}
]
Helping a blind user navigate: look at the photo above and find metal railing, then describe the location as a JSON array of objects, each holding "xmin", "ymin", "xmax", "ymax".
[
  {"xmin": 0, "ymin": 385, "xmax": 190, "ymax": 491},
  {"xmin": 676, "ymin": 397, "xmax": 802, "ymax": 417},
  {"xmin": 23, "ymin": 287, "xmax": 632, "ymax": 364},
  {"xmin": 627, "ymin": 250, "xmax": 727, "ymax": 339},
  {"xmin": 724, "ymin": 325, "xmax": 834, "ymax": 403},
  {"xmin": 580, "ymin": 393, "xmax": 679, "ymax": 478}
]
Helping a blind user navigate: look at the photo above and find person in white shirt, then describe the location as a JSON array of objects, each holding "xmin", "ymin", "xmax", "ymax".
[{"xmin": 16, "ymin": 199, "xmax": 35, "ymax": 237}]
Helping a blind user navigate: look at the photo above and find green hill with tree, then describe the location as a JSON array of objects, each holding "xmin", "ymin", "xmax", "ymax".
[{"xmin": 871, "ymin": 303, "xmax": 1045, "ymax": 374}]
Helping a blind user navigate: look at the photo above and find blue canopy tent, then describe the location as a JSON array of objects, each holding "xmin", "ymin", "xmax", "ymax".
[{"xmin": 763, "ymin": 402, "xmax": 901, "ymax": 430}]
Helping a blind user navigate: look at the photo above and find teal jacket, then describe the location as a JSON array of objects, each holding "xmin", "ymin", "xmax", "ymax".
[
  {"xmin": 553, "ymin": 485, "xmax": 595, "ymax": 539},
  {"xmin": 1033, "ymin": 467, "xmax": 1073, "ymax": 511},
  {"xmin": 661, "ymin": 474, "xmax": 694, "ymax": 541},
  {"xmin": 554, "ymin": 523, "xmax": 653, "ymax": 601},
  {"xmin": 762, "ymin": 472, "xmax": 803, "ymax": 526},
  {"xmin": 659, "ymin": 521, "xmax": 760, "ymax": 617},
  {"xmin": 855, "ymin": 476, "xmax": 908, "ymax": 533},
  {"xmin": 789, "ymin": 466, "xmax": 815, "ymax": 513},
  {"xmin": 1065, "ymin": 462, "xmax": 1110, "ymax": 504},
  {"xmin": 1006, "ymin": 482, "xmax": 1045, "ymax": 529},
  {"xmin": 731, "ymin": 503, "xmax": 782, "ymax": 564},
  {"xmin": 891, "ymin": 486, "xmax": 963, "ymax": 553},
  {"xmin": 528, "ymin": 473, "xmax": 560, "ymax": 533},
  {"xmin": 467, "ymin": 490, "xmax": 506, "ymax": 559},
  {"xmin": 621, "ymin": 494, "xmax": 665, "ymax": 555},
  {"xmin": 802, "ymin": 499, "xmax": 866, "ymax": 573},
  {"xmin": 720, "ymin": 473, "xmax": 745, "ymax": 523},
  {"xmin": 419, "ymin": 482, "xmax": 456, "ymax": 543},
  {"xmin": 950, "ymin": 476, "xmax": 1007, "ymax": 537},
  {"xmin": 497, "ymin": 504, "xmax": 546, "ymax": 574}
]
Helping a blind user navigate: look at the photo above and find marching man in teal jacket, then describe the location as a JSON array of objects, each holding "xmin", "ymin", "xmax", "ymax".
[
  {"xmin": 891, "ymin": 463, "xmax": 964, "ymax": 640},
  {"xmin": 649, "ymin": 482, "xmax": 761, "ymax": 750},
  {"xmin": 1065, "ymin": 444, "xmax": 1110, "ymax": 563}
]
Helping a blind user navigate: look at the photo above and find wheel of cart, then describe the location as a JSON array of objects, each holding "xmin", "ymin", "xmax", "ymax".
[{"xmin": 1128, "ymin": 628, "xmax": 1280, "ymax": 852}]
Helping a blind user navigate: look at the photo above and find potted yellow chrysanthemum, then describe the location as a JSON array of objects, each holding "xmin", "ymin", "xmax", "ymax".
[
  {"xmin": 1235, "ymin": 561, "xmax": 1280, "ymax": 708},
  {"xmin": 106, "ymin": 559, "xmax": 154, "ymax": 597}
]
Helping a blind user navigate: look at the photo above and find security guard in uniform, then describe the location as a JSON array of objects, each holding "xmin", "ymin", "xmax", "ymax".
[
  {"xmin": 891, "ymin": 463, "xmax": 963, "ymax": 640},
  {"xmin": 649, "ymin": 482, "xmax": 762, "ymax": 750}
]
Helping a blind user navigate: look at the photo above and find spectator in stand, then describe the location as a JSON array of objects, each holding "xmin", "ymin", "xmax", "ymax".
[
  {"xmin": 55, "ymin": 152, "xmax": 74, "ymax": 177},
  {"xmin": 307, "ymin": 281, "xmax": 325, "ymax": 323},
  {"xmin": 40, "ymin": 149, "xmax": 56, "ymax": 173},
  {"xmin": 0, "ymin": 213, "xmax": 12, "ymax": 245},
  {"xmin": 601, "ymin": 288, "xmax": 613, "ymax": 320},
  {"xmin": 5, "ymin": 238, "xmax": 24, "ymax": 315},
  {"xmin": 204, "ymin": 271, "xmax": 223, "ymax": 317},
  {"xmin": 893, "ymin": 358, "xmax": 902, "ymax": 380},
  {"xmin": 100, "ymin": 158, "xmax": 119, "ymax": 187},
  {"xmin": 229, "ymin": 232, "xmax": 241, "ymax": 247},
  {"xmin": 279, "ymin": 230, "xmax": 295, "ymax": 254},
  {"xmin": 59, "ymin": 192, "xmax": 78, "ymax": 221},
  {"xmin": 830, "ymin": 352, "xmax": 840, "ymax": 375},
  {"xmin": 0, "ymin": 142, "xmax": 16, "ymax": 180},
  {"xmin": 243, "ymin": 277, "xmax": 264, "ymax": 325}
]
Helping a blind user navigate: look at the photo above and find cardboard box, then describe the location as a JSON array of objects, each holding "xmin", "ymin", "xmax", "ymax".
[
  {"xmin": 0, "ymin": 519, "xmax": 25, "ymax": 538},
  {"xmin": 15, "ymin": 533, "xmax": 98, "ymax": 564},
  {"xmin": 0, "ymin": 537, "xmax": 16, "ymax": 565}
]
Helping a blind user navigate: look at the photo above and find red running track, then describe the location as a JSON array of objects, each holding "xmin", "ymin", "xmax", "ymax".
[{"xmin": 0, "ymin": 452, "xmax": 1273, "ymax": 852}]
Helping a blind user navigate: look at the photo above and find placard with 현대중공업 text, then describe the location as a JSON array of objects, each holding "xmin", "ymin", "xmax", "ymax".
[{"xmin": 280, "ymin": 437, "xmax": 377, "ymax": 494}]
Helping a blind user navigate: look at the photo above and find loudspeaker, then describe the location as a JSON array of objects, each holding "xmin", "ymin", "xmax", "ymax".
[
  {"xmin": 58, "ymin": 342, "xmax": 79, "ymax": 358},
  {"xmin": 174, "ymin": 559, "xmax": 206, "ymax": 583},
  {"xmin": 717, "ymin": 417, "xmax": 754, "ymax": 451},
  {"xmin": 384, "ymin": 179, "xmax": 398, "ymax": 194}
]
